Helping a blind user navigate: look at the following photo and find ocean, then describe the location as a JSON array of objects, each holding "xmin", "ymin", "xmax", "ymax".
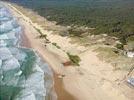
[{"xmin": 0, "ymin": 2, "xmax": 55, "ymax": 100}]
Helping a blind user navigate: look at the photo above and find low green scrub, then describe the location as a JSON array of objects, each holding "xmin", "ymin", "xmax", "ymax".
[
  {"xmin": 67, "ymin": 53, "xmax": 81, "ymax": 66},
  {"xmin": 127, "ymin": 36, "xmax": 134, "ymax": 42},
  {"xmin": 13, "ymin": 0, "xmax": 134, "ymax": 45},
  {"xmin": 68, "ymin": 28, "xmax": 83, "ymax": 37},
  {"xmin": 39, "ymin": 34, "xmax": 47, "ymax": 39},
  {"xmin": 34, "ymin": 27, "xmax": 48, "ymax": 40},
  {"xmin": 34, "ymin": 27, "xmax": 42, "ymax": 35},
  {"xmin": 115, "ymin": 43, "xmax": 124, "ymax": 50},
  {"xmin": 52, "ymin": 43, "xmax": 61, "ymax": 49}
]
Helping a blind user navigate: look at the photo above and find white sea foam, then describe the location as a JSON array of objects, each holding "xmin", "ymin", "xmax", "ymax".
[{"xmin": 0, "ymin": 3, "xmax": 55, "ymax": 100}]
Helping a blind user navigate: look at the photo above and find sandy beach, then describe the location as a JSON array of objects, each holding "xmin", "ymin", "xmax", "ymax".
[
  {"xmin": 10, "ymin": 4, "xmax": 76, "ymax": 100},
  {"xmin": 20, "ymin": 26, "xmax": 76, "ymax": 100},
  {"xmin": 6, "ymin": 2, "xmax": 134, "ymax": 100}
]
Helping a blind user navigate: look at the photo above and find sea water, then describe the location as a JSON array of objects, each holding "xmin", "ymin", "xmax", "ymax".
[{"xmin": 0, "ymin": 3, "xmax": 56, "ymax": 100}]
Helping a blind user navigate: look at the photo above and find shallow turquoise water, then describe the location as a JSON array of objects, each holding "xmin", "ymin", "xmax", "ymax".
[{"xmin": 0, "ymin": 3, "xmax": 55, "ymax": 100}]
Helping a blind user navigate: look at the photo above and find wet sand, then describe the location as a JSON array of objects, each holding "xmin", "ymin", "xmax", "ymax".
[
  {"xmin": 54, "ymin": 73, "xmax": 76, "ymax": 100},
  {"xmin": 20, "ymin": 29, "xmax": 31, "ymax": 48}
]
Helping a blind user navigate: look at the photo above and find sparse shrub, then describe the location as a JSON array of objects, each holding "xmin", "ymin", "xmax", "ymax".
[
  {"xmin": 59, "ymin": 31, "xmax": 69, "ymax": 37},
  {"xmin": 116, "ymin": 43, "xmax": 124, "ymax": 50},
  {"xmin": 67, "ymin": 53, "xmax": 81, "ymax": 66},
  {"xmin": 52, "ymin": 43, "xmax": 61, "ymax": 49},
  {"xmin": 68, "ymin": 29, "xmax": 83, "ymax": 37},
  {"xmin": 113, "ymin": 49, "xmax": 119, "ymax": 54},
  {"xmin": 34, "ymin": 27, "xmax": 48, "ymax": 40},
  {"xmin": 127, "ymin": 36, "xmax": 134, "ymax": 42},
  {"xmin": 39, "ymin": 34, "xmax": 47, "ymax": 39},
  {"xmin": 120, "ymin": 37, "xmax": 127, "ymax": 45}
]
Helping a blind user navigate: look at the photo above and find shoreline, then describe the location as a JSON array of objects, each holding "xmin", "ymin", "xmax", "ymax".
[
  {"xmin": 21, "ymin": 30, "xmax": 76, "ymax": 100},
  {"xmin": 18, "ymin": 6, "xmax": 76, "ymax": 100},
  {"xmin": 6, "ymin": 2, "xmax": 134, "ymax": 100}
]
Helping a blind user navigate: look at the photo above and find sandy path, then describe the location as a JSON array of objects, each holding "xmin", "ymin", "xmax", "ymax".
[{"xmin": 6, "ymin": 2, "xmax": 134, "ymax": 100}]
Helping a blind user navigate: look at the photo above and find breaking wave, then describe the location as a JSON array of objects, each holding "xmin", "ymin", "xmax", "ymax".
[{"xmin": 0, "ymin": 3, "xmax": 56, "ymax": 100}]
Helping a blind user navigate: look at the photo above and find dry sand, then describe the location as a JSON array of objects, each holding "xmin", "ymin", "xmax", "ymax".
[{"xmin": 6, "ymin": 3, "xmax": 134, "ymax": 100}]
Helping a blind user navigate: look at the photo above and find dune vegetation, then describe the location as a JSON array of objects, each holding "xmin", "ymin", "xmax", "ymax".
[{"xmin": 10, "ymin": 0, "xmax": 134, "ymax": 46}]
